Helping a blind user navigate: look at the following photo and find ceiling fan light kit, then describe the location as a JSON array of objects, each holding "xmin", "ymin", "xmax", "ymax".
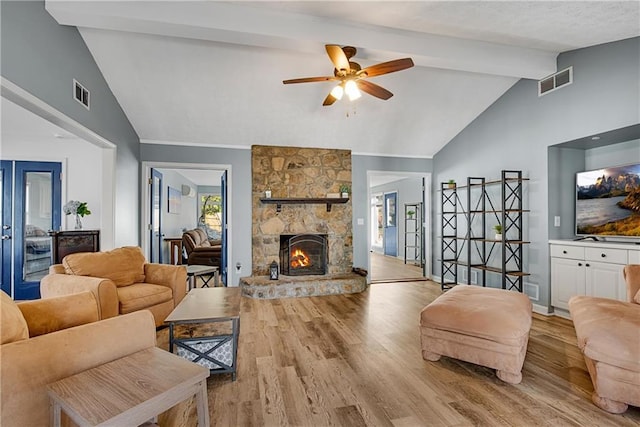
[{"xmin": 283, "ymin": 45, "xmax": 414, "ymax": 106}]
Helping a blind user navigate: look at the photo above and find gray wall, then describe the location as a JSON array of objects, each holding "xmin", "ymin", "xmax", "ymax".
[
  {"xmin": 433, "ymin": 37, "xmax": 640, "ymax": 308},
  {"xmin": 352, "ymin": 155, "xmax": 433, "ymax": 270},
  {"xmin": 1, "ymin": 1, "xmax": 140, "ymax": 245}
]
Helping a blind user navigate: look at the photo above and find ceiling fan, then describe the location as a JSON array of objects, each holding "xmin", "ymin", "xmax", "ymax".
[{"xmin": 283, "ymin": 45, "xmax": 414, "ymax": 106}]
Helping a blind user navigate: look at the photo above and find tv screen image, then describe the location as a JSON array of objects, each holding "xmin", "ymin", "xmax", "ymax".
[{"xmin": 576, "ymin": 163, "xmax": 640, "ymax": 237}]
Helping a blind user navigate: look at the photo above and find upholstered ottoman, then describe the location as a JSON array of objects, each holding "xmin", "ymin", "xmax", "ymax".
[{"xmin": 420, "ymin": 285, "xmax": 532, "ymax": 384}]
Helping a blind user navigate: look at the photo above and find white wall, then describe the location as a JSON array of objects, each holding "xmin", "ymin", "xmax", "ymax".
[
  {"xmin": 155, "ymin": 169, "xmax": 198, "ymax": 262},
  {"xmin": 2, "ymin": 138, "xmax": 105, "ymax": 233}
]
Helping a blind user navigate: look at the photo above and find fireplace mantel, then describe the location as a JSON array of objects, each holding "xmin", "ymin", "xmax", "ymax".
[{"xmin": 260, "ymin": 197, "xmax": 349, "ymax": 212}]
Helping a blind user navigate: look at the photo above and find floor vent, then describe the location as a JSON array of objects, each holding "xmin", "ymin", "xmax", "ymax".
[
  {"xmin": 73, "ymin": 79, "xmax": 90, "ymax": 110},
  {"xmin": 538, "ymin": 66, "xmax": 572, "ymax": 96}
]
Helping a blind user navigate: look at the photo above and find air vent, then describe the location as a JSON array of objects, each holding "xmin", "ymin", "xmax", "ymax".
[
  {"xmin": 538, "ymin": 66, "xmax": 573, "ymax": 96},
  {"xmin": 73, "ymin": 79, "xmax": 90, "ymax": 110}
]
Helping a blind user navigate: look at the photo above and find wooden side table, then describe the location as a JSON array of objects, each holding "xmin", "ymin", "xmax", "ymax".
[
  {"xmin": 47, "ymin": 347, "xmax": 210, "ymax": 427},
  {"xmin": 164, "ymin": 237, "xmax": 183, "ymax": 265}
]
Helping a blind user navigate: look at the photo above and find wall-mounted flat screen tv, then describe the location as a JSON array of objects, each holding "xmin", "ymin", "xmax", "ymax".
[{"xmin": 576, "ymin": 163, "xmax": 640, "ymax": 237}]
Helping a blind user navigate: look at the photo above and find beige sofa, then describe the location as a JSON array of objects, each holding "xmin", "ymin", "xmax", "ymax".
[
  {"xmin": 568, "ymin": 264, "xmax": 640, "ymax": 414},
  {"xmin": 0, "ymin": 290, "xmax": 157, "ymax": 427},
  {"xmin": 41, "ymin": 246, "xmax": 187, "ymax": 326}
]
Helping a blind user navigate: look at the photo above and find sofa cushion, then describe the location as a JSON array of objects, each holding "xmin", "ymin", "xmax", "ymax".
[
  {"xmin": 569, "ymin": 295, "xmax": 640, "ymax": 372},
  {"xmin": 1, "ymin": 291, "xmax": 29, "ymax": 344},
  {"xmin": 63, "ymin": 246, "xmax": 146, "ymax": 287},
  {"xmin": 117, "ymin": 283, "xmax": 173, "ymax": 314},
  {"xmin": 635, "ymin": 289, "xmax": 640, "ymax": 305}
]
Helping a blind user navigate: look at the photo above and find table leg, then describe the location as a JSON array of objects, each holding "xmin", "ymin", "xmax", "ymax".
[
  {"xmin": 232, "ymin": 317, "xmax": 240, "ymax": 381},
  {"xmin": 215, "ymin": 270, "xmax": 220, "ymax": 287},
  {"xmin": 50, "ymin": 400, "xmax": 61, "ymax": 427},
  {"xmin": 188, "ymin": 275, "xmax": 195, "ymax": 291},
  {"xmin": 195, "ymin": 380, "xmax": 210, "ymax": 427},
  {"xmin": 169, "ymin": 323, "xmax": 175, "ymax": 353}
]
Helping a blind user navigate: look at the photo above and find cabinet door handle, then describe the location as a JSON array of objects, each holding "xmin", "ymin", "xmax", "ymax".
[
  {"xmin": 585, "ymin": 263, "xmax": 590, "ymax": 267},
  {"xmin": 578, "ymin": 262, "xmax": 582, "ymax": 266},
  {"xmin": 562, "ymin": 250, "xmax": 567, "ymax": 254},
  {"xmin": 601, "ymin": 253, "xmax": 606, "ymax": 258}
]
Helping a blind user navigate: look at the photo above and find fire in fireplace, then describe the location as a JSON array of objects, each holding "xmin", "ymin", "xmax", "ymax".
[{"xmin": 279, "ymin": 234, "xmax": 328, "ymax": 276}]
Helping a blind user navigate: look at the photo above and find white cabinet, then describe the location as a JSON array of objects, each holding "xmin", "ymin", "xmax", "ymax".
[
  {"xmin": 550, "ymin": 240, "xmax": 638, "ymax": 311},
  {"xmin": 551, "ymin": 257, "xmax": 585, "ymax": 310}
]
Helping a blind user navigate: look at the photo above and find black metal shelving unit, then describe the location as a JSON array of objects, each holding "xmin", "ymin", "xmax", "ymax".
[
  {"xmin": 440, "ymin": 182, "xmax": 461, "ymax": 291},
  {"xmin": 439, "ymin": 170, "xmax": 529, "ymax": 292},
  {"xmin": 404, "ymin": 202, "xmax": 424, "ymax": 267}
]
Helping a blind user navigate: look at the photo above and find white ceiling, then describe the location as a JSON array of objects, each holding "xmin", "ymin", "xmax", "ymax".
[{"xmin": 42, "ymin": 1, "xmax": 640, "ymax": 158}]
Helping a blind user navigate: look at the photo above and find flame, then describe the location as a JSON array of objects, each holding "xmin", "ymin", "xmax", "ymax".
[{"xmin": 290, "ymin": 248, "xmax": 311, "ymax": 268}]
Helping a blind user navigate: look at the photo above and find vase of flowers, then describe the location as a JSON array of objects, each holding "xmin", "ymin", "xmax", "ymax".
[{"xmin": 63, "ymin": 200, "xmax": 91, "ymax": 230}]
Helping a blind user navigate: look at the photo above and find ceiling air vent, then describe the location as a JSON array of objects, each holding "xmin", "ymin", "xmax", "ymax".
[
  {"xmin": 73, "ymin": 79, "xmax": 90, "ymax": 110},
  {"xmin": 538, "ymin": 66, "xmax": 572, "ymax": 96}
]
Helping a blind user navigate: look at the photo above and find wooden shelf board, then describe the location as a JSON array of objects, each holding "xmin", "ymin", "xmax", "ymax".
[{"xmin": 260, "ymin": 197, "xmax": 348, "ymax": 212}]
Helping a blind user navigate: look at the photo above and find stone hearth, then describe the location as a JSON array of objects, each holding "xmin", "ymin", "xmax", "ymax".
[{"xmin": 240, "ymin": 273, "xmax": 366, "ymax": 299}]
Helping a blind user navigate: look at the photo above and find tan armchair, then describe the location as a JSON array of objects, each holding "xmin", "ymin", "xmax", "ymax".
[
  {"xmin": 0, "ymin": 290, "xmax": 157, "ymax": 427},
  {"xmin": 568, "ymin": 264, "xmax": 640, "ymax": 414},
  {"xmin": 182, "ymin": 228, "xmax": 222, "ymax": 267},
  {"xmin": 41, "ymin": 246, "xmax": 187, "ymax": 326}
]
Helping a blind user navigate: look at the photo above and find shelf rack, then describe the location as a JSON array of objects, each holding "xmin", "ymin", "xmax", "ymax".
[
  {"xmin": 260, "ymin": 197, "xmax": 348, "ymax": 212},
  {"xmin": 404, "ymin": 202, "xmax": 424, "ymax": 267},
  {"xmin": 439, "ymin": 170, "xmax": 529, "ymax": 292}
]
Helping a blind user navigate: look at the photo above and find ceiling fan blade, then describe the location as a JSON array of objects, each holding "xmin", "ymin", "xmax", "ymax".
[
  {"xmin": 283, "ymin": 76, "xmax": 337, "ymax": 84},
  {"xmin": 325, "ymin": 45, "xmax": 350, "ymax": 73},
  {"xmin": 322, "ymin": 92, "xmax": 338, "ymax": 106},
  {"xmin": 360, "ymin": 58, "xmax": 414, "ymax": 78},
  {"xmin": 357, "ymin": 80, "xmax": 393, "ymax": 100}
]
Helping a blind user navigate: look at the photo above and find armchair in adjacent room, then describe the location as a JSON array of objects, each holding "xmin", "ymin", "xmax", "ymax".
[
  {"xmin": 40, "ymin": 246, "xmax": 187, "ymax": 326},
  {"xmin": 182, "ymin": 228, "xmax": 222, "ymax": 267}
]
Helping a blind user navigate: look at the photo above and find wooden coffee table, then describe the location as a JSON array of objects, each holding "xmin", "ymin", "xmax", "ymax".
[
  {"xmin": 165, "ymin": 287, "xmax": 241, "ymax": 380},
  {"xmin": 47, "ymin": 347, "xmax": 210, "ymax": 427}
]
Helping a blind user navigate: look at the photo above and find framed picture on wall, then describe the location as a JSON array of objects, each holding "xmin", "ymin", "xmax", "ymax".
[{"xmin": 168, "ymin": 187, "xmax": 181, "ymax": 214}]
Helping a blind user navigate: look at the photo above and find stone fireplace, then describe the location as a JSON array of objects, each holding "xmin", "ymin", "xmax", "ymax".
[
  {"xmin": 280, "ymin": 234, "xmax": 328, "ymax": 276},
  {"xmin": 240, "ymin": 145, "xmax": 366, "ymax": 299}
]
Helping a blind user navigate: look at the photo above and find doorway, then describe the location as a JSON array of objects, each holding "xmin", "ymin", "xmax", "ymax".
[
  {"xmin": 367, "ymin": 171, "xmax": 431, "ymax": 282},
  {"xmin": 1, "ymin": 161, "xmax": 62, "ymax": 299},
  {"xmin": 141, "ymin": 162, "xmax": 231, "ymax": 286}
]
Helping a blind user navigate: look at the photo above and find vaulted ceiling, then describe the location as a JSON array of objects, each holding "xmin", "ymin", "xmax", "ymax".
[{"xmin": 45, "ymin": 1, "xmax": 640, "ymax": 158}]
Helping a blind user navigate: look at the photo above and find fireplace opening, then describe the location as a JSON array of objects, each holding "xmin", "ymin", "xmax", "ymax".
[{"xmin": 279, "ymin": 234, "xmax": 328, "ymax": 276}]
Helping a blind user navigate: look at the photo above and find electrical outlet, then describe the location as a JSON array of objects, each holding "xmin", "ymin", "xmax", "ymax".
[{"xmin": 236, "ymin": 262, "xmax": 242, "ymax": 272}]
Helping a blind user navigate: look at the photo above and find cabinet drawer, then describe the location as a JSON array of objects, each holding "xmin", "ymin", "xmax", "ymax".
[
  {"xmin": 550, "ymin": 245, "xmax": 584, "ymax": 260},
  {"xmin": 585, "ymin": 247, "xmax": 627, "ymax": 265},
  {"xmin": 629, "ymin": 250, "xmax": 640, "ymax": 264}
]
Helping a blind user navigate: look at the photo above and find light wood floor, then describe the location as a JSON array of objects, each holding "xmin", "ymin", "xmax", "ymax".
[
  {"xmin": 158, "ymin": 281, "xmax": 640, "ymax": 426},
  {"xmin": 370, "ymin": 252, "xmax": 425, "ymax": 282}
]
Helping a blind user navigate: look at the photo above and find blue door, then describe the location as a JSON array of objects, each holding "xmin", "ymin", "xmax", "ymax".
[
  {"xmin": 384, "ymin": 192, "xmax": 398, "ymax": 257},
  {"xmin": 221, "ymin": 170, "xmax": 228, "ymax": 285},
  {"xmin": 150, "ymin": 169, "xmax": 163, "ymax": 264},
  {"xmin": 13, "ymin": 161, "xmax": 62, "ymax": 299},
  {"xmin": 1, "ymin": 161, "xmax": 12, "ymax": 295}
]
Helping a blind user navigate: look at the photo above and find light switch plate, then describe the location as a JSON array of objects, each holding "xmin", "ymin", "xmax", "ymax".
[
  {"xmin": 357, "ymin": 218, "xmax": 364, "ymax": 225},
  {"xmin": 554, "ymin": 216, "xmax": 561, "ymax": 227}
]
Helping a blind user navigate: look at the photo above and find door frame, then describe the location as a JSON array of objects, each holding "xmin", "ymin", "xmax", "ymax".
[
  {"xmin": 140, "ymin": 161, "xmax": 232, "ymax": 282},
  {"xmin": 150, "ymin": 168, "xmax": 163, "ymax": 263},
  {"xmin": 1, "ymin": 161, "xmax": 13, "ymax": 295},
  {"xmin": 366, "ymin": 171, "xmax": 432, "ymax": 281}
]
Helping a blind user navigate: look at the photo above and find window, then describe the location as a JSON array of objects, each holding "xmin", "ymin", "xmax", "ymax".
[{"xmin": 198, "ymin": 193, "xmax": 222, "ymax": 236}]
